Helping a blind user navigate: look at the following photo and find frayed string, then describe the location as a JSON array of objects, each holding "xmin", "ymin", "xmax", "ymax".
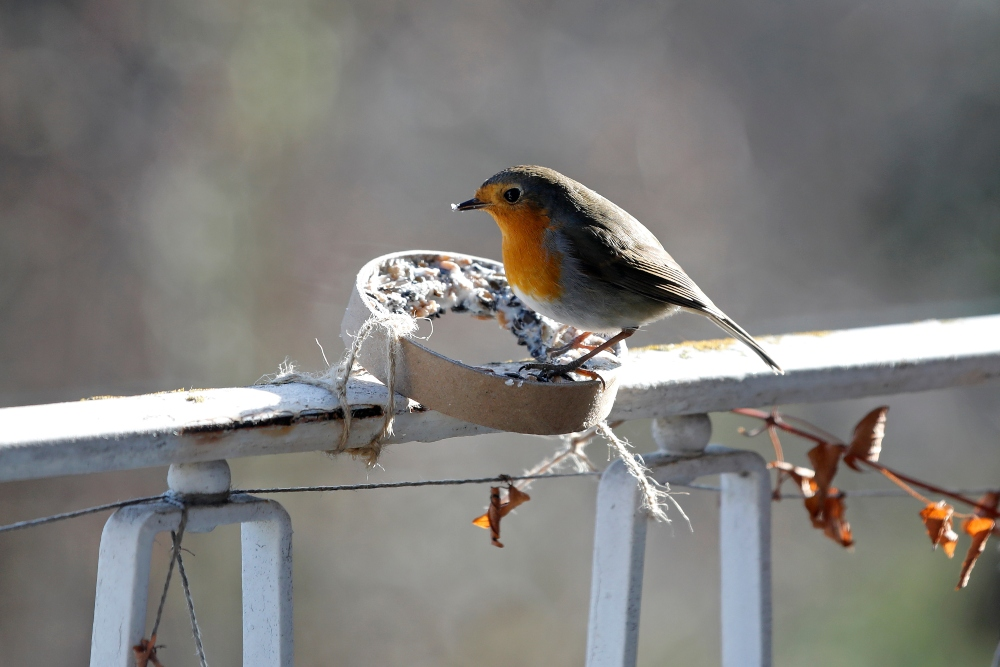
[
  {"xmin": 596, "ymin": 421, "xmax": 691, "ymax": 529},
  {"xmin": 269, "ymin": 311, "xmax": 416, "ymax": 467},
  {"xmin": 342, "ymin": 313, "xmax": 416, "ymax": 464}
]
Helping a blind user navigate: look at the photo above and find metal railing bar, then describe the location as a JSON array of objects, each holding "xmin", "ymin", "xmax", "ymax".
[{"xmin": 1, "ymin": 315, "xmax": 999, "ymax": 483}]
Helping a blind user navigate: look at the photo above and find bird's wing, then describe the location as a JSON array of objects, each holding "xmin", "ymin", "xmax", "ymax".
[
  {"xmin": 559, "ymin": 213, "xmax": 718, "ymax": 314},
  {"xmin": 558, "ymin": 209, "xmax": 784, "ymax": 373}
]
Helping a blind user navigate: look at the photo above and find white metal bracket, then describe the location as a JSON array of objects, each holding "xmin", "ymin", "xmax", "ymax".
[
  {"xmin": 586, "ymin": 435, "xmax": 771, "ymax": 667},
  {"xmin": 89, "ymin": 462, "xmax": 293, "ymax": 667}
]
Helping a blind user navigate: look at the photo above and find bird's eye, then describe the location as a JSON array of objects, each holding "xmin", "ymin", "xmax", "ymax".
[{"xmin": 503, "ymin": 187, "xmax": 521, "ymax": 203}]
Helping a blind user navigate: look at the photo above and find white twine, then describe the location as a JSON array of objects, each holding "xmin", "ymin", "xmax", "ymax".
[
  {"xmin": 270, "ymin": 310, "xmax": 417, "ymax": 467},
  {"xmin": 597, "ymin": 421, "xmax": 691, "ymax": 528},
  {"xmin": 343, "ymin": 313, "xmax": 416, "ymax": 464}
]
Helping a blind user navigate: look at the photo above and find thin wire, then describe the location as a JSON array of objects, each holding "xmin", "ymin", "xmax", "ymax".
[
  {"xmin": 150, "ymin": 509, "xmax": 188, "ymax": 640},
  {"xmin": 0, "ymin": 473, "xmax": 599, "ymax": 536},
  {"xmin": 684, "ymin": 484, "xmax": 722, "ymax": 492},
  {"xmin": 0, "ymin": 494, "xmax": 166, "ymax": 534},
  {"xmin": 234, "ymin": 470, "xmax": 600, "ymax": 495},
  {"xmin": 0, "ymin": 472, "xmax": 994, "ymax": 539},
  {"xmin": 176, "ymin": 544, "xmax": 209, "ymax": 667}
]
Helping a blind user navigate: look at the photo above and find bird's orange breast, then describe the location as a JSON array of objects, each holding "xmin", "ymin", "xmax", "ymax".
[{"xmin": 488, "ymin": 205, "xmax": 563, "ymax": 304}]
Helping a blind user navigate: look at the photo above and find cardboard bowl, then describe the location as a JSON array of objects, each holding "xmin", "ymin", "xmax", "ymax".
[{"xmin": 340, "ymin": 250, "xmax": 623, "ymax": 434}]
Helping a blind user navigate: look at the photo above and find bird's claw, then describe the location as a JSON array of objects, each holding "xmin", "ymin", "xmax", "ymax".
[
  {"xmin": 570, "ymin": 367, "xmax": 607, "ymax": 389},
  {"xmin": 518, "ymin": 362, "xmax": 607, "ymax": 389},
  {"xmin": 518, "ymin": 362, "xmax": 572, "ymax": 382}
]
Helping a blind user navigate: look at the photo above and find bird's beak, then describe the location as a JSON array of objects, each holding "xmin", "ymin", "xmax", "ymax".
[{"xmin": 452, "ymin": 197, "xmax": 488, "ymax": 211}]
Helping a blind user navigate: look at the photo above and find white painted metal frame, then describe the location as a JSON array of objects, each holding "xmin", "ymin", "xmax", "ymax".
[
  {"xmin": 90, "ymin": 485, "xmax": 293, "ymax": 667},
  {"xmin": 2, "ymin": 315, "xmax": 1000, "ymax": 666},
  {"xmin": 587, "ymin": 431, "xmax": 771, "ymax": 667}
]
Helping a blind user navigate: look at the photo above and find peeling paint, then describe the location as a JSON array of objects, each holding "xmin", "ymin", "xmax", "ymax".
[{"xmin": 179, "ymin": 405, "xmax": 384, "ymax": 436}]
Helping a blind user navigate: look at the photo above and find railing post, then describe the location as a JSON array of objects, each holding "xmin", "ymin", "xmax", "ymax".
[
  {"xmin": 719, "ymin": 463, "xmax": 771, "ymax": 667},
  {"xmin": 89, "ymin": 460, "xmax": 294, "ymax": 667},
  {"xmin": 242, "ymin": 500, "xmax": 294, "ymax": 666},
  {"xmin": 585, "ymin": 458, "xmax": 649, "ymax": 667},
  {"xmin": 89, "ymin": 500, "xmax": 166, "ymax": 665},
  {"xmin": 585, "ymin": 415, "xmax": 772, "ymax": 667}
]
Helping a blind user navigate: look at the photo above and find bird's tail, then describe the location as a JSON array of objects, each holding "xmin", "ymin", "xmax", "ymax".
[{"xmin": 705, "ymin": 311, "xmax": 784, "ymax": 374}]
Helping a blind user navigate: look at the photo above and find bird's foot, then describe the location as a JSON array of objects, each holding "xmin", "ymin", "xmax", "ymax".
[
  {"xmin": 546, "ymin": 331, "xmax": 596, "ymax": 359},
  {"xmin": 518, "ymin": 362, "xmax": 606, "ymax": 389},
  {"xmin": 518, "ymin": 362, "xmax": 573, "ymax": 382}
]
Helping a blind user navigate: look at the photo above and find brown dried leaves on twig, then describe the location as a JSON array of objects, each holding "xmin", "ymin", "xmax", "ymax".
[
  {"xmin": 919, "ymin": 501, "xmax": 959, "ymax": 558},
  {"xmin": 806, "ymin": 441, "xmax": 854, "ymax": 547},
  {"xmin": 808, "ymin": 489, "xmax": 853, "ymax": 548},
  {"xmin": 738, "ymin": 404, "xmax": 999, "ymax": 588},
  {"xmin": 807, "ymin": 442, "xmax": 845, "ymax": 498},
  {"xmin": 133, "ymin": 635, "xmax": 164, "ymax": 667},
  {"xmin": 467, "ymin": 424, "xmax": 606, "ymax": 548},
  {"xmin": 844, "ymin": 406, "xmax": 888, "ymax": 471},
  {"xmin": 771, "ymin": 447, "xmax": 854, "ymax": 548},
  {"xmin": 472, "ymin": 482, "xmax": 531, "ymax": 548},
  {"xmin": 956, "ymin": 492, "xmax": 999, "ymax": 589}
]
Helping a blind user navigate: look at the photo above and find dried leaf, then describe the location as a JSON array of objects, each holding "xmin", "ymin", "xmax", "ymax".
[
  {"xmin": 472, "ymin": 483, "xmax": 531, "ymax": 548},
  {"xmin": 505, "ymin": 485, "xmax": 531, "ymax": 512},
  {"xmin": 133, "ymin": 635, "xmax": 163, "ymax": 667},
  {"xmin": 956, "ymin": 492, "xmax": 1000, "ymax": 589},
  {"xmin": 803, "ymin": 486, "xmax": 824, "ymax": 528},
  {"xmin": 844, "ymin": 406, "xmax": 888, "ymax": 471},
  {"xmin": 473, "ymin": 487, "xmax": 503, "ymax": 547},
  {"xmin": 769, "ymin": 461, "xmax": 816, "ymax": 500},
  {"xmin": 805, "ymin": 441, "xmax": 846, "ymax": 535},
  {"xmin": 918, "ymin": 501, "xmax": 958, "ymax": 558},
  {"xmin": 821, "ymin": 491, "xmax": 854, "ymax": 548},
  {"xmin": 134, "ymin": 645, "xmax": 149, "ymax": 667},
  {"xmin": 802, "ymin": 487, "xmax": 852, "ymax": 547},
  {"xmin": 957, "ymin": 516, "xmax": 994, "ymax": 589},
  {"xmin": 803, "ymin": 490, "xmax": 852, "ymax": 545},
  {"xmin": 942, "ymin": 537, "xmax": 958, "ymax": 559},
  {"xmin": 807, "ymin": 442, "xmax": 846, "ymax": 496}
]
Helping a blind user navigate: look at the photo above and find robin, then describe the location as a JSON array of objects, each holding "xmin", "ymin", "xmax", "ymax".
[{"xmin": 453, "ymin": 165, "xmax": 782, "ymax": 379}]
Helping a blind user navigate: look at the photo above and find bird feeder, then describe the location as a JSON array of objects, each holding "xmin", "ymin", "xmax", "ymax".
[{"xmin": 341, "ymin": 250, "xmax": 624, "ymax": 434}]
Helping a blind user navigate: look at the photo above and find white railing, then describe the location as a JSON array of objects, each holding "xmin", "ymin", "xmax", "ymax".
[{"xmin": 3, "ymin": 315, "xmax": 1000, "ymax": 666}]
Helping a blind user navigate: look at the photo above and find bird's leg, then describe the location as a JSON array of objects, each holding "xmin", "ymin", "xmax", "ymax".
[
  {"xmin": 522, "ymin": 328, "xmax": 636, "ymax": 382},
  {"xmin": 546, "ymin": 331, "xmax": 594, "ymax": 358},
  {"xmin": 567, "ymin": 367, "xmax": 607, "ymax": 390}
]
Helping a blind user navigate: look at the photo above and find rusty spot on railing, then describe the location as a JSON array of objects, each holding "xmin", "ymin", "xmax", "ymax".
[{"xmin": 179, "ymin": 405, "xmax": 386, "ymax": 439}]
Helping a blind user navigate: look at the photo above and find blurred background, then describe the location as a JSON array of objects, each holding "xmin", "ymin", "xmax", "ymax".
[{"xmin": 1, "ymin": 0, "xmax": 999, "ymax": 664}]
